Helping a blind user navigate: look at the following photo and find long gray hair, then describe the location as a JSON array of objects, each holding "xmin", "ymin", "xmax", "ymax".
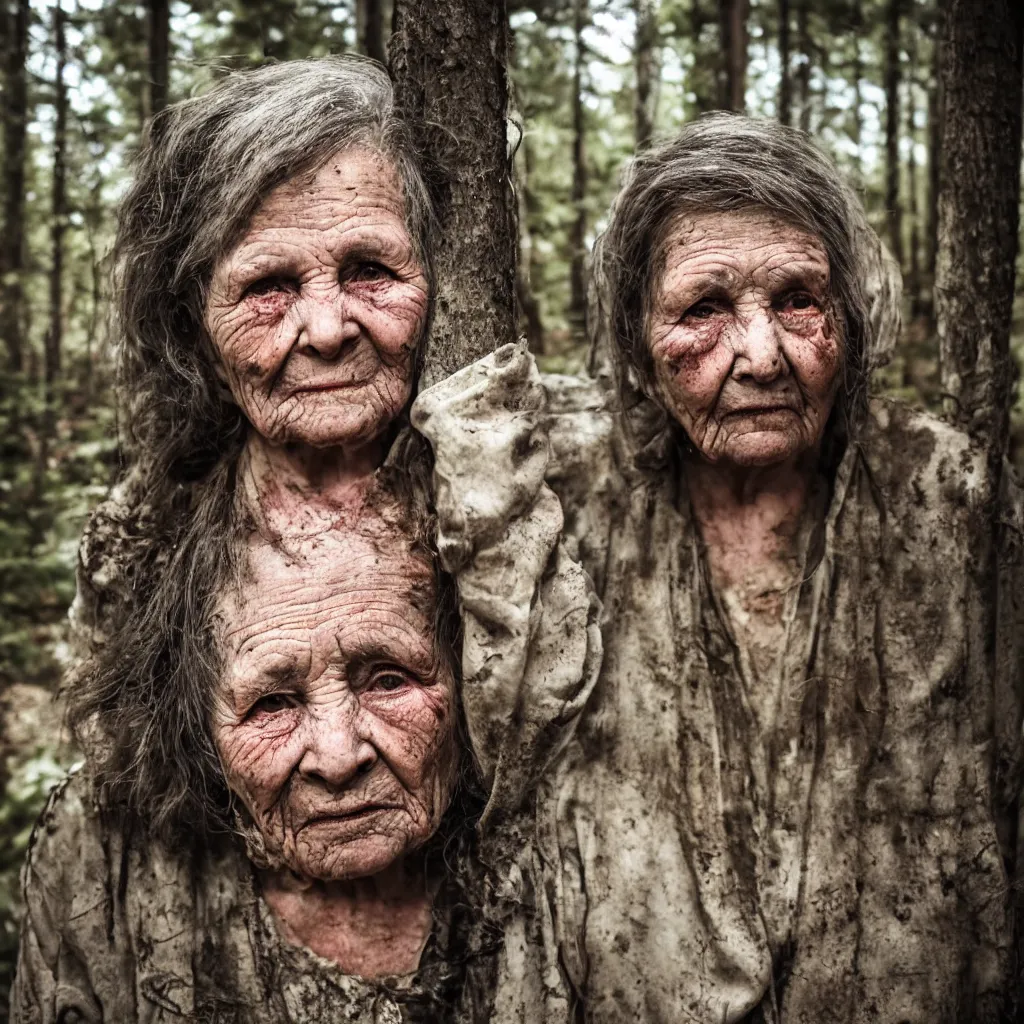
[
  {"xmin": 591, "ymin": 113, "xmax": 901, "ymax": 451},
  {"xmin": 68, "ymin": 57, "xmax": 444, "ymax": 840}
]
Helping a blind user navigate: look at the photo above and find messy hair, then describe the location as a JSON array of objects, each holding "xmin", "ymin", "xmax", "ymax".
[
  {"xmin": 67, "ymin": 57, "xmax": 448, "ymax": 840},
  {"xmin": 593, "ymin": 113, "xmax": 900, "ymax": 444}
]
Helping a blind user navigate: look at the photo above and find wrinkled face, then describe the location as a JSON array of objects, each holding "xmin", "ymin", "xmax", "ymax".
[
  {"xmin": 212, "ymin": 524, "xmax": 455, "ymax": 882},
  {"xmin": 205, "ymin": 149, "xmax": 428, "ymax": 450},
  {"xmin": 648, "ymin": 209, "xmax": 841, "ymax": 468}
]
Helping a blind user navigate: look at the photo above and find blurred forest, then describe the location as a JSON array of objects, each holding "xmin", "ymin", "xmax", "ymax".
[{"xmin": 0, "ymin": 0, "xmax": 1022, "ymax": 1008}]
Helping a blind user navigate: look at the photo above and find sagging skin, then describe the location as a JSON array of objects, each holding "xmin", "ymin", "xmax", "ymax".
[
  {"xmin": 647, "ymin": 209, "xmax": 841, "ymax": 712},
  {"xmin": 211, "ymin": 514, "xmax": 455, "ymax": 977},
  {"xmin": 205, "ymin": 149, "xmax": 428, "ymax": 522}
]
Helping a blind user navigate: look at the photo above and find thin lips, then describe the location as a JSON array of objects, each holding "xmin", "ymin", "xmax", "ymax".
[
  {"xmin": 302, "ymin": 804, "xmax": 396, "ymax": 827},
  {"xmin": 723, "ymin": 402, "xmax": 799, "ymax": 416},
  {"xmin": 290, "ymin": 379, "xmax": 369, "ymax": 393}
]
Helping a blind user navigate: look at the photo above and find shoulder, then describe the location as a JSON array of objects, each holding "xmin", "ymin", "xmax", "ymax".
[{"xmin": 860, "ymin": 398, "xmax": 990, "ymax": 513}]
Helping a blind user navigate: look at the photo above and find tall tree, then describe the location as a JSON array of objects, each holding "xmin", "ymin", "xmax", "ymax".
[
  {"xmin": 634, "ymin": 0, "xmax": 658, "ymax": 147},
  {"xmin": 849, "ymin": 0, "xmax": 863, "ymax": 179},
  {"xmin": 795, "ymin": 0, "xmax": 811, "ymax": 131},
  {"xmin": 925, "ymin": 0, "xmax": 944, "ymax": 321},
  {"xmin": 568, "ymin": 0, "xmax": 588, "ymax": 340},
  {"xmin": 777, "ymin": 0, "xmax": 791, "ymax": 125},
  {"xmin": 390, "ymin": 0, "xmax": 516, "ymax": 384},
  {"xmin": 46, "ymin": 0, "xmax": 68, "ymax": 404},
  {"xmin": 146, "ymin": 0, "xmax": 169, "ymax": 116},
  {"xmin": 718, "ymin": 0, "xmax": 748, "ymax": 111},
  {"xmin": 884, "ymin": 0, "xmax": 903, "ymax": 268},
  {"xmin": 0, "ymin": 0, "xmax": 31, "ymax": 373},
  {"xmin": 905, "ymin": 15, "xmax": 921, "ymax": 316},
  {"xmin": 357, "ymin": 0, "xmax": 387, "ymax": 64},
  {"xmin": 936, "ymin": 0, "xmax": 1023, "ymax": 464}
]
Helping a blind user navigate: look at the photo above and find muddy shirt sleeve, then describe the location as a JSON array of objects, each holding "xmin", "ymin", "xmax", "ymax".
[{"xmin": 412, "ymin": 344, "xmax": 603, "ymax": 822}]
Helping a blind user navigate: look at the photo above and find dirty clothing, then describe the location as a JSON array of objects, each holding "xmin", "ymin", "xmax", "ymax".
[
  {"xmin": 10, "ymin": 771, "xmax": 497, "ymax": 1024},
  {"xmin": 413, "ymin": 343, "xmax": 1023, "ymax": 1024}
]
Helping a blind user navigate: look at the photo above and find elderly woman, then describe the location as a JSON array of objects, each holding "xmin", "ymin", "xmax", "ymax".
[
  {"xmin": 414, "ymin": 115, "xmax": 1022, "ymax": 1021},
  {"xmin": 11, "ymin": 58, "xmax": 506, "ymax": 1022}
]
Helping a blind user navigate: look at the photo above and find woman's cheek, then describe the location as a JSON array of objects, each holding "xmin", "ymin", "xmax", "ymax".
[
  {"xmin": 783, "ymin": 329, "xmax": 841, "ymax": 401},
  {"xmin": 653, "ymin": 327, "xmax": 732, "ymax": 419},
  {"xmin": 220, "ymin": 715, "xmax": 303, "ymax": 807},
  {"xmin": 362, "ymin": 688, "xmax": 452, "ymax": 786},
  {"xmin": 350, "ymin": 281, "xmax": 427, "ymax": 359}
]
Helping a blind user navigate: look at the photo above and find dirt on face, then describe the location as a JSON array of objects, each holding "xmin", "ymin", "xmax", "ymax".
[
  {"xmin": 204, "ymin": 148, "xmax": 429, "ymax": 453},
  {"xmin": 648, "ymin": 209, "xmax": 840, "ymax": 468},
  {"xmin": 211, "ymin": 518, "xmax": 456, "ymax": 884}
]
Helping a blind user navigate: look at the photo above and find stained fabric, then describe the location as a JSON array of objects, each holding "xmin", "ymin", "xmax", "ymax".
[
  {"xmin": 413, "ymin": 342, "xmax": 1023, "ymax": 1024},
  {"xmin": 10, "ymin": 771, "xmax": 501, "ymax": 1023}
]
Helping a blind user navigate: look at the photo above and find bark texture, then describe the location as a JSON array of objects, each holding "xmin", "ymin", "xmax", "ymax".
[
  {"xmin": 146, "ymin": 0, "xmax": 169, "ymax": 116},
  {"xmin": 0, "ymin": 0, "xmax": 30, "ymax": 373},
  {"xmin": 568, "ymin": 0, "xmax": 588, "ymax": 341},
  {"xmin": 935, "ymin": 0, "xmax": 1023, "ymax": 463},
  {"xmin": 883, "ymin": 0, "xmax": 903, "ymax": 268},
  {"xmin": 389, "ymin": 0, "xmax": 517, "ymax": 387},
  {"xmin": 777, "ymin": 0, "xmax": 791, "ymax": 125},
  {"xmin": 718, "ymin": 0, "xmax": 748, "ymax": 111},
  {"xmin": 633, "ymin": 0, "xmax": 657, "ymax": 147}
]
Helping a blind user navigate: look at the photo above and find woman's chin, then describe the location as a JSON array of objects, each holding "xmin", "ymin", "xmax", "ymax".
[
  {"xmin": 715, "ymin": 430, "xmax": 807, "ymax": 468},
  {"xmin": 289, "ymin": 836, "xmax": 411, "ymax": 883}
]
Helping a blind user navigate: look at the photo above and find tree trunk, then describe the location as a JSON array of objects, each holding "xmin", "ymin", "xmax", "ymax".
[
  {"xmin": 718, "ymin": 0, "xmax": 748, "ymax": 112},
  {"xmin": 936, "ymin": 0, "xmax": 1023, "ymax": 464},
  {"xmin": 147, "ymin": 0, "xmax": 169, "ymax": 117},
  {"xmin": 634, "ymin": 0, "xmax": 657, "ymax": 148},
  {"xmin": 850, "ymin": 0, "xmax": 863, "ymax": 181},
  {"xmin": 777, "ymin": 0, "xmax": 791, "ymax": 125},
  {"xmin": 906, "ymin": 23, "xmax": 921, "ymax": 317},
  {"xmin": 925, "ymin": 0, "xmax": 944, "ymax": 323},
  {"xmin": 46, "ymin": 0, "xmax": 67, "ymax": 405},
  {"xmin": 884, "ymin": 0, "xmax": 903, "ymax": 269},
  {"xmin": 357, "ymin": 0, "xmax": 387, "ymax": 65},
  {"xmin": 796, "ymin": 0, "xmax": 811, "ymax": 131},
  {"xmin": 390, "ymin": 0, "xmax": 516, "ymax": 385},
  {"xmin": 568, "ymin": 0, "xmax": 588, "ymax": 342},
  {"xmin": 0, "ymin": 0, "xmax": 30, "ymax": 373}
]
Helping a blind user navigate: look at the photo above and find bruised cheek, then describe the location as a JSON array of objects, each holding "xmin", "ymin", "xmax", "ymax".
[
  {"xmin": 210, "ymin": 303, "xmax": 293, "ymax": 395},
  {"xmin": 218, "ymin": 714, "xmax": 303, "ymax": 811},
  {"xmin": 651, "ymin": 324, "xmax": 732, "ymax": 421},
  {"xmin": 783, "ymin": 324, "xmax": 841, "ymax": 401}
]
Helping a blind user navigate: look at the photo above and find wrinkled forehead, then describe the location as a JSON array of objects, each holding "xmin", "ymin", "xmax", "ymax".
[
  {"xmin": 652, "ymin": 207, "xmax": 830, "ymax": 293},
  {"xmin": 219, "ymin": 520, "xmax": 436, "ymax": 650},
  {"xmin": 245, "ymin": 146, "xmax": 406, "ymax": 231}
]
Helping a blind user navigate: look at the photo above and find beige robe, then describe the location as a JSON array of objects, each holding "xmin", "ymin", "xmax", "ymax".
[{"xmin": 413, "ymin": 342, "xmax": 1023, "ymax": 1023}]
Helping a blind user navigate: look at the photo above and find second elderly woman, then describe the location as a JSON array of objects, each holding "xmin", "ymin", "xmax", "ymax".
[{"xmin": 415, "ymin": 115, "xmax": 1022, "ymax": 1022}]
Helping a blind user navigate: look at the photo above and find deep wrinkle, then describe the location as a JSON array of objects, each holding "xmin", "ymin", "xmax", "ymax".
[{"xmin": 210, "ymin": 516, "xmax": 455, "ymax": 977}]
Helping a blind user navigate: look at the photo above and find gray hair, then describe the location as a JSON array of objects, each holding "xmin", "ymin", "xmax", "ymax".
[
  {"xmin": 69, "ymin": 57, "xmax": 445, "ymax": 839},
  {"xmin": 593, "ymin": 113, "xmax": 898, "ymax": 445},
  {"xmin": 115, "ymin": 55, "xmax": 436, "ymax": 480}
]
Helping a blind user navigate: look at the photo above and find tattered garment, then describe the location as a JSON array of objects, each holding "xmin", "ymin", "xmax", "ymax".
[
  {"xmin": 413, "ymin": 343, "xmax": 1022, "ymax": 1023},
  {"xmin": 10, "ymin": 772, "xmax": 495, "ymax": 1023}
]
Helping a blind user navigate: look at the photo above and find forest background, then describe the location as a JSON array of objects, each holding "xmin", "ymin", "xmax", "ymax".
[{"xmin": 0, "ymin": 0, "xmax": 1021, "ymax": 1010}]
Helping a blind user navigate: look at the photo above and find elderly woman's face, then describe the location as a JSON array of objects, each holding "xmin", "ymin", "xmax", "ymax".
[
  {"xmin": 212, "ymin": 522, "xmax": 455, "ymax": 882},
  {"xmin": 205, "ymin": 149, "xmax": 428, "ymax": 451},
  {"xmin": 648, "ymin": 209, "xmax": 840, "ymax": 468}
]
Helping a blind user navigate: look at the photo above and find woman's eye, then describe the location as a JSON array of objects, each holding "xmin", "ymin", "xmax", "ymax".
[
  {"xmin": 369, "ymin": 669, "xmax": 412, "ymax": 693},
  {"xmin": 780, "ymin": 292, "xmax": 819, "ymax": 312},
  {"xmin": 682, "ymin": 300, "xmax": 719, "ymax": 322},
  {"xmin": 244, "ymin": 276, "xmax": 296, "ymax": 298},
  {"xmin": 347, "ymin": 262, "xmax": 394, "ymax": 284},
  {"xmin": 249, "ymin": 693, "xmax": 297, "ymax": 716}
]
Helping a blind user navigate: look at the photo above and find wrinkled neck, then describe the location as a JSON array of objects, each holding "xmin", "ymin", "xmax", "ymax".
[
  {"xmin": 238, "ymin": 431, "xmax": 386, "ymax": 535},
  {"xmin": 685, "ymin": 452, "xmax": 821, "ymax": 591},
  {"xmin": 260, "ymin": 856, "xmax": 434, "ymax": 978}
]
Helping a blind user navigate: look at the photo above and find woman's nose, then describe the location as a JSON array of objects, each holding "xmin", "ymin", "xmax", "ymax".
[
  {"xmin": 295, "ymin": 288, "xmax": 361, "ymax": 361},
  {"xmin": 730, "ymin": 309, "xmax": 787, "ymax": 383},
  {"xmin": 297, "ymin": 705, "xmax": 377, "ymax": 789}
]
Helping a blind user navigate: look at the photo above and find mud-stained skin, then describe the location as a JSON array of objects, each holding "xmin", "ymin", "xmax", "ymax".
[
  {"xmin": 649, "ymin": 209, "xmax": 839, "ymax": 470},
  {"xmin": 211, "ymin": 517, "xmax": 455, "ymax": 977},
  {"xmin": 205, "ymin": 149, "xmax": 428, "ymax": 454}
]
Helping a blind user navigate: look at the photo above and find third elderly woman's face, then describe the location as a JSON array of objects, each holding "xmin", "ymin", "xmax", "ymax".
[
  {"xmin": 647, "ymin": 209, "xmax": 841, "ymax": 469},
  {"xmin": 205, "ymin": 149, "xmax": 428, "ymax": 451}
]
